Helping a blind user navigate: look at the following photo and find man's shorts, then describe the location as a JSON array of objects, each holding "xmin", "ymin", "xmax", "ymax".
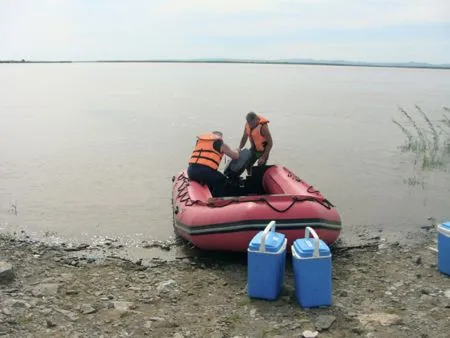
[{"xmin": 248, "ymin": 149, "xmax": 264, "ymax": 168}]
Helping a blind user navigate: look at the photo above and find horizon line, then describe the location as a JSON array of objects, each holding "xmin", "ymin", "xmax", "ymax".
[{"xmin": 1, "ymin": 58, "xmax": 449, "ymax": 70}]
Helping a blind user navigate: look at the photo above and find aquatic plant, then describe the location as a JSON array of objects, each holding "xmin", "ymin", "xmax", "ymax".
[
  {"xmin": 392, "ymin": 105, "xmax": 449, "ymax": 171},
  {"xmin": 0, "ymin": 231, "xmax": 15, "ymax": 241}
]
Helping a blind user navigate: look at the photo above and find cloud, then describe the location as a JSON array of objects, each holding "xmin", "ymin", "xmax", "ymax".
[
  {"xmin": 156, "ymin": 0, "xmax": 450, "ymax": 29},
  {"xmin": 0, "ymin": 0, "xmax": 449, "ymax": 62}
]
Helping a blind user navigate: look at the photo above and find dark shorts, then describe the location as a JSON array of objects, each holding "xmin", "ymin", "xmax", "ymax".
[
  {"xmin": 187, "ymin": 164, "xmax": 227, "ymax": 197},
  {"xmin": 248, "ymin": 149, "xmax": 265, "ymax": 168}
]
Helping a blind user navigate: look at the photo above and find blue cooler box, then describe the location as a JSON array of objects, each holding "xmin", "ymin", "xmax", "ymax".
[
  {"xmin": 438, "ymin": 222, "xmax": 450, "ymax": 276},
  {"xmin": 292, "ymin": 227, "xmax": 332, "ymax": 308},
  {"xmin": 248, "ymin": 221, "xmax": 287, "ymax": 300}
]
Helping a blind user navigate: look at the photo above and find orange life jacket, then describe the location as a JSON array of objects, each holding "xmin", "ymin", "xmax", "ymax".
[
  {"xmin": 188, "ymin": 133, "xmax": 223, "ymax": 170},
  {"xmin": 245, "ymin": 115, "xmax": 269, "ymax": 152}
]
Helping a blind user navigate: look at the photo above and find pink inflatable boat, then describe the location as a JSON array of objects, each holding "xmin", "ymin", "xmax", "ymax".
[{"xmin": 171, "ymin": 165, "xmax": 342, "ymax": 252}]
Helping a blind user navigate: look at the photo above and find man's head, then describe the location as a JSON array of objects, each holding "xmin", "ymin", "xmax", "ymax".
[
  {"xmin": 246, "ymin": 112, "xmax": 259, "ymax": 129},
  {"xmin": 212, "ymin": 130, "xmax": 223, "ymax": 138}
]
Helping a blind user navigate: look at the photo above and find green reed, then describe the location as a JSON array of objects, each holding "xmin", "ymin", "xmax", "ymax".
[{"xmin": 392, "ymin": 105, "xmax": 449, "ymax": 171}]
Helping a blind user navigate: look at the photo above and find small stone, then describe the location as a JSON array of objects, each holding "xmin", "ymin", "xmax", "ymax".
[
  {"xmin": 144, "ymin": 321, "xmax": 153, "ymax": 328},
  {"xmin": 8, "ymin": 300, "xmax": 31, "ymax": 309},
  {"xmin": 414, "ymin": 256, "xmax": 422, "ymax": 265},
  {"xmin": 351, "ymin": 327, "xmax": 364, "ymax": 334},
  {"xmin": 421, "ymin": 288, "xmax": 430, "ymax": 295},
  {"xmin": 148, "ymin": 316, "xmax": 165, "ymax": 322},
  {"xmin": 60, "ymin": 273, "xmax": 73, "ymax": 281},
  {"xmin": 340, "ymin": 290, "xmax": 348, "ymax": 297},
  {"xmin": 210, "ymin": 332, "xmax": 224, "ymax": 338},
  {"xmin": 80, "ymin": 304, "xmax": 97, "ymax": 314},
  {"xmin": 112, "ymin": 301, "xmax": 135, "ymax": 311},
  {"xmin": 54, "ymin": 308, "xmax": 79, "ymax": 321},
  {"xmin": 302, "ymin": 331, "xmax": 319, "ymax": 338},
  {"xmin": 66, "ymin": 290, "xmax": 79, "ymax": 295},
  {"xmin": 358, "ymin": 313, "xmax": 403, "ymax": 326},
  {"xmin": 291, "ymin": 323, "xmax": 302, "ymax": 330},
  {"xmin": 444, "ymin": 290, "xmax": 450, "ymax": 298},
  {"xmin": 129, "ymin": 286, "xmax": 142, "ymax": 291},
  {"xmin": 0, "ymin": 261, "xmax": 14, "ymax": 284},
  {"xmin": 46, "ymin": 319, "xmax": 57, "ymax": 328},
  {"xmin": 40, "ymin": 308, "xmax": 53, "ymax": 315},
  {"xmin": 315, "ymin": 315, "xmax": 336, "ymax": 331},
  {"xmin": 392, "ymin": 282, "xmax": 404, "ymax": 288},
  {"xmin": 157, "ymin": 279, "xmax": 178, "ymax": 294},
  {"xmin": 420, "ymin": 294, "xmax": 434, "ymax": 303},
  {"xmin": 378, "ymin": 243, "xmax": 387, "ymax": 250},
  {"xmin": 2, "ymin": 308, "xmax": 12, "ymax": 316},
  {"xmin": 173, "ymin": 333, "xmax": 184, "ymax": 338},
  {"xmin": 250, "ymin": 309, "xmax": 257, "ymax": 318},
  {"xmin": 32, "ymin": 283, "xmax": 61, "ymax": 297}
]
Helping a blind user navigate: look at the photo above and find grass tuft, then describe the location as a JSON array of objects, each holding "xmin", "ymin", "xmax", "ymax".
[{"xmin": 393, "ymin": 105, "xmax": 449, "ymax": 171}]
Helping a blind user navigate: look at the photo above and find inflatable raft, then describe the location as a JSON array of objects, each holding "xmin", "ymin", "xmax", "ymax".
[{"xmin": 171, "ymin": 161, "xmax": 342, "ymax": 252}]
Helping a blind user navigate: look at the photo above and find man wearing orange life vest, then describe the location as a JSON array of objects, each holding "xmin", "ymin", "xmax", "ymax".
[
  {"xmin": 188, "ymin": 131, "xmax": 239, "ymax": 197},
  {"xmin": 238, "ymin": 112, "xmax": 273, "ymax": 174}
]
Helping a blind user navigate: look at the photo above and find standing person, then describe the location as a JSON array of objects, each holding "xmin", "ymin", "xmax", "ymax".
[
  {"xmin": 188, "ymin": 131, "xmax": 239, "ymax": 197},
  {"xmin": 238, "ymin": 112, "xmax": 273, "ymax": 174}
]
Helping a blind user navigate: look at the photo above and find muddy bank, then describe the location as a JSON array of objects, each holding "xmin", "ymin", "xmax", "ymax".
[{"xmin": 0, "ymin": 228, "xmax": 449, "ymax": 338}]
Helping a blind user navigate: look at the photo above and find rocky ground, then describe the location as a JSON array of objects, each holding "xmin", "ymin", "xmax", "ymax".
[{"xmin": 0, "ymin": 227, "xmax": 449, "ymax": 338}]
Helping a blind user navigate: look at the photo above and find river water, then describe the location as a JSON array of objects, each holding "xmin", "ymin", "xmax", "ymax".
[{"xmin": 1, "ymin": 63, "xmax": 449, "ymax": 246}]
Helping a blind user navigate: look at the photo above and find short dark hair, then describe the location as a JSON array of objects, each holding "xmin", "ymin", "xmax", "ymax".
[
  {"xmin": 246, "ymin": 112, "xmax": 257, "ymax": 122},
  {"xmin": 212, "ymin": 131, "xmax": 223, "ymax": 137}
]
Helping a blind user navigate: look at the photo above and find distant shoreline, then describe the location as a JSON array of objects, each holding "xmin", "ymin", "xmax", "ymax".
[{"xmin": 1, "ymin": 59, "xmax": 449, "ymax": 70}]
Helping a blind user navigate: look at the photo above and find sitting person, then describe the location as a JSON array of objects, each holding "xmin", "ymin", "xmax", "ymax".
[
  {"xmin": 238, "ymin": 112, "xmax": 273, "ymax": 174},
  {"xmin": 187, "ymin": 131, "xmax": 239, "ymax": 197}
]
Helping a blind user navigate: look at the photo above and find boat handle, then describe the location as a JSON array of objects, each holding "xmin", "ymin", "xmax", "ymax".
[
  {"xmin": 305, "ymin": 226, "xmax": 320, "ymax": 257},
  {"xmin": 260, "ymin": 220, "xmax": 276, "ymax": 253}
]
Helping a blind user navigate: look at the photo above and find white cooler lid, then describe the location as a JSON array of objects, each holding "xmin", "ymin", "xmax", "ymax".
[{"xmin": 438, "ymin": 222, "xmax": 450, "ymax": 237}]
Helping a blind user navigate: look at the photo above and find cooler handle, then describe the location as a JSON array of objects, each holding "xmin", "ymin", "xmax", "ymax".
[
  {"xmin": 305, "ymin": 226, "xmax": 320, "ymax": 258},
  {"xmin": 260, "ymin": 220, "xmax": 276, "ymax": 253}
]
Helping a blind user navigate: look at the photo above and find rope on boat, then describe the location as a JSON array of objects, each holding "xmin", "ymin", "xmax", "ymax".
[
  {"xmin": 174, "ymin": 171, "xmax": 334, "ymax": 212},
  {"xmin": 284, "ymin": 167, "xmax": 320, "ymax": 194}
]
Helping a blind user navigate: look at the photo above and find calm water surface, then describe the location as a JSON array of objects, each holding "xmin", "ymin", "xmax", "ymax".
[{"xmin": 1, "ymin": 63, "xmax": 449, "ymax": 245}]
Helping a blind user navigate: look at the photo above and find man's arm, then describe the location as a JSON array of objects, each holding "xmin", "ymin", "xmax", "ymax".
[
  {"xmin": 221, "ymin": 143, "xmax": 240, "ymax": 160},
  {"xmin": 258, "ymin": 124, "xmax": 273, "ymax": 164}
]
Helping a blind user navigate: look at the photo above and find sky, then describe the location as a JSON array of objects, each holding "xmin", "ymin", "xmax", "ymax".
[{"xmin": 1, "ymin": 0, "xmax": 449, "ymax": 64}]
